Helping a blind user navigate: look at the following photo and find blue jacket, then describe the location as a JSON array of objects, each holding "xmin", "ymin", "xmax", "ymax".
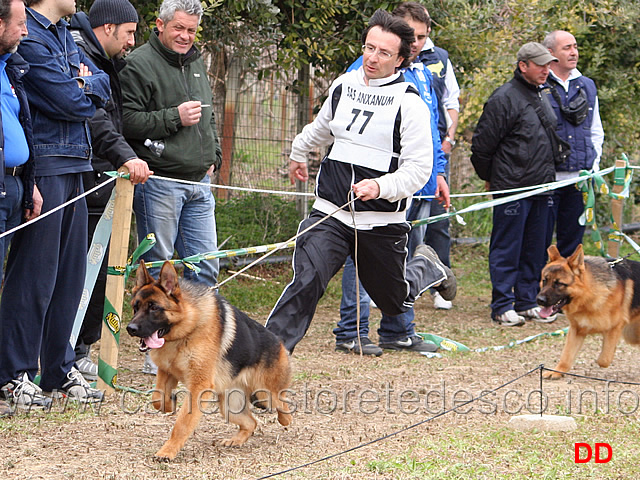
[
  {"xmin": 17, "ymin": 8, "xmax": 111, "ymax": 176},
  {"xmin": 546, "ymin": 75, "xmax": 598, "ymax": 172},
  {"xmin": 347, "ymin": 56, "xmax": 447, "ymax": 198},
  {"xmin": 0, "ymin": 53, "xmax": 36, "ymax": 211},
  {"xmin": 417, "ymin": 46, "xmax": 450, "ymax": 139}
]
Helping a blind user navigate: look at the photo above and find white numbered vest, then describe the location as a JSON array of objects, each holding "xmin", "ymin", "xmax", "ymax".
[{"xmin": 328, "ymin": 74, "xmax": 409, "ymax": 173}]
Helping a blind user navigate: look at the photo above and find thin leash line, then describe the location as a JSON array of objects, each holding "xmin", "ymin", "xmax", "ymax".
[
  {"xmin": 215, "ymin": 197, "xmax": 360, "ymax": 290},
  {"xmin": 0, "ymin": 175, "xmax": 118, "ymax": 240},
  {"xmin": 254, "ymin": 365, "xmax": 542, "ymax": 480},
  {"xmin": 348, "ymin": 189, "xmax": 363, "ymax": 357},
  {"xmin": 149, "ymin": 174, "xmax": 314, "ymax": 197},
  {"xmin": 541, "ymin": 366, "xmax": 640, "ymax": 386}
]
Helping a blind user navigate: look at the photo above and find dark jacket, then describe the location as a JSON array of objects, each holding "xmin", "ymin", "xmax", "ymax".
[
  {"xmin": 18, "ymin": 8, "xmax": 111, "ymax": 177},
  {"xmin": 120, "ymin": 29, "xmax": 221, "ymax": 181},
  {"xmin": 0, "ymin": 53, "xmax": 36, "ymax": 211},
  {"xmin": 70, "ymin": 12, "xmax": 137, "ymax": 211},
  {"xmin": 470, "ymin": 68, "xmax": 556, "ymax": 192}
]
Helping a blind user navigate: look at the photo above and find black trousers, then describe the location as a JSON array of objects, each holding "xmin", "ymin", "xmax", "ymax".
[{"xmin": 265, "ymin": 210, "xmax": 444, "ymax": 353}]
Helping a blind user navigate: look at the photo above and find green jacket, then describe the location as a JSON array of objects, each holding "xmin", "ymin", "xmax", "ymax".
[{"xmin": 120, "ymin": 29, "xmax": 222, "ymax": 181}]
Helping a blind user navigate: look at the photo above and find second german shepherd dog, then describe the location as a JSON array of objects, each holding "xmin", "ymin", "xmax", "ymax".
[
  {"xmin": 127, "ymin": 261, "xmax": 293, "ymax": 460},
  {"xmin": 537, "ymin": 244, "xmax": 640, "ymax": 379}
]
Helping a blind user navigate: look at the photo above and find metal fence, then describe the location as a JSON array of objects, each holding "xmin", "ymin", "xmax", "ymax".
[{"xmin": 210, "ymin": 58, "xmax": 328, "ymax": 202}]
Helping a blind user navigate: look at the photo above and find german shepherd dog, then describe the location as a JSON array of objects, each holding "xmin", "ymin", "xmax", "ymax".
[
  {"xmin": 126, "ymin": 261, "xmax": 293, "ymax": 460},
  {"xmin": 537, "ymin": 244, "xmax": 640, "ymax": 379}
]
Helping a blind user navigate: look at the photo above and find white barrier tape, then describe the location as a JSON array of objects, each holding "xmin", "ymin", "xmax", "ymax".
[{"xmin": 0, "ymin": 174, "xmax": 118, "ymax": 240}]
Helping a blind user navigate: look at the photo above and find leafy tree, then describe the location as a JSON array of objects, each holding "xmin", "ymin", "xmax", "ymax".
[
  {"xmin": 75, "ymin": 0, "xmax": 640, "ymax": 162},
  {"xmin": 430, "ymin": 0, "xmax": 640, "ymax": 160}
]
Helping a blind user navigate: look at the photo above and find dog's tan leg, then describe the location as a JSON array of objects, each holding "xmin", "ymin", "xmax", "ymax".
[
  {"xmin": 219, "ymin": 389, "xmax": 257, "ymax": 446},
  {"xmin": 151, "ymin": 370, "xmax": 178, "ymax": 413},
  {"xmin": 597, "ymin": 324, "xmax": 624, "ymax": 368},
  {"xmin": 154, "ymin": 384, "xmax": 211, "ymax": 461},
  {"xmin": 274, "ymin": 391, "xmax": 293, "ymax": 427},
  {"xmin": 544, "ymin": 327, "xmax": 586, "ymax": 379}
]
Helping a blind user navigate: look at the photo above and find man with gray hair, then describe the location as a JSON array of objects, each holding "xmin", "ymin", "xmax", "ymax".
[
  {"xmin": 543, "ymin": 30, "xmax": 604, "ymax": 259},
  {"xmin": 120, "ymin": 0, "xmax": 221, "ymax": 288}
]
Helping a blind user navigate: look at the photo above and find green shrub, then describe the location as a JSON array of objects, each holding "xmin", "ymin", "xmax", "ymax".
[{"xmin": 216, "ymin": 193, "xmax": 301, "ymax": 250}]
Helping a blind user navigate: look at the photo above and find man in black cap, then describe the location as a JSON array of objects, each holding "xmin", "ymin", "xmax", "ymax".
[
  {"xmin": 69, "ymin": 0, "xmax": 152, "ymax": 381},
  {"xmin": 471, "ymin": 42, "xmax": 560, "ymax": 327}
]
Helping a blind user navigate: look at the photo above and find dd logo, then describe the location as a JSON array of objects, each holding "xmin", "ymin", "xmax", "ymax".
[{"xmin": 574, "ymin": 443, "xmax": 613, "ymax": 464}]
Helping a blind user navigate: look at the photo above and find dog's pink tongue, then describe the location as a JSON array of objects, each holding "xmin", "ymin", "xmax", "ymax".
[
  {"xmin": 144, "ymin": 331, "xmax": 165, "ymax": 349},
  {"xmin": 539, "ymin": 306, "xmax": 554, "ymax": 318}
]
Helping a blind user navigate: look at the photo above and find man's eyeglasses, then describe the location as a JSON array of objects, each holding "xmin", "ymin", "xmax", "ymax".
[{"xmin": 362, "ymin": 44, "xmax": 397, "ymax": 60}]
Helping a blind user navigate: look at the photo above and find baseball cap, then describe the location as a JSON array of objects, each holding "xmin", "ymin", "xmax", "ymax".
[{"xmin": 517, "ymin": 42, "xmax": 558, "ymax": 65}]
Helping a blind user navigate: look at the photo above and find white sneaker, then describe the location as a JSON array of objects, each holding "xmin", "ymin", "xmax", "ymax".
[
  {"xmin": 493, "ymin": 310, "xmax": 526, "ymax": 327},
  {"xmin": 433, "ymin": 291, "xmax": 452, "ymax": 310},
  {"xmin": 46, "ymin": 367, "xmax": 104, "ymax": 404},
  {"xmin": 0, "ymin": 373, "xmax": 52, "ymax": 410},
  {"xmin": 517, "ymin": 306, "xmax": 558, "ymax": 324}
]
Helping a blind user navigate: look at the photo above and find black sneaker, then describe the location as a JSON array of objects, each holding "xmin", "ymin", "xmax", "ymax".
[
  {"xmin": 379, "ymin": 335, "xmax": 439, "ymax": 353},
  {"xmin": 335, "ymin": 337, "xmax": 383, "ymax": 356},
  {"xmin": 0, "ymin": 372, "xmax": 52, "ymax": 411},
  {"xmin": 45, "ymin": 367, "xmax": 104, "ymax": 404},
  {"xmin": 414, "ymin": 245, "xmax": 457, "ymax": 301}
]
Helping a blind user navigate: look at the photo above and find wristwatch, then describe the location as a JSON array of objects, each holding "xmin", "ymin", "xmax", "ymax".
[{"xmin": 444, "ymin": 136, "xmax": 456, "ymax": 147}]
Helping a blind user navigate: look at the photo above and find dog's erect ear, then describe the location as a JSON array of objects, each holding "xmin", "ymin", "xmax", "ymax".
[
  {"xmin": 136, "ymin": 260, "xmax": 155, "ymax": 289},
  {"xmin": 567, "ymin": 244, "xmax": 585, "ymax": 272},
  {"xmin": 159, "ymin": 261, "xmax": 180, "ymax": 296},
  {"xmin": 547, "ymin": 244, "xmax": 562, "ymax": 262}
]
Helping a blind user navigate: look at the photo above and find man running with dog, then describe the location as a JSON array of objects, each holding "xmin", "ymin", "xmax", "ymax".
[{"xmin": 265, "ymin": 9, "xmax": 456, "ymax": 354}]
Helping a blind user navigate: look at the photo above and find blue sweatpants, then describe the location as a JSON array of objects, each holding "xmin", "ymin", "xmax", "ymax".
[
  {"xmin": 335, "ymin": 199, "xmax": 433, "ymax": 343},
  {"xmin": 546, "ymin": 183, "xmax": 586, "ymax": 258},
  {"xmin": 0, "ymin": 173, "xmax": 87, "ymax": 391},
  {"xmin": 489, "ymin": 195, "xmax": 552, "ymax": 318}
]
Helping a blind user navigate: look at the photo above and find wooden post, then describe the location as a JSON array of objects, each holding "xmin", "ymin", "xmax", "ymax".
[
  {"xmin": 607, "ymin": 158, "xmax": 627, "ymax": 258},
  {"xmin": 217, "ymin": 55, "xmax": 242, "ymax": 201},
  {"xmin": 97, "ymin": 167, "xmax": 134, "ymax": 393}
]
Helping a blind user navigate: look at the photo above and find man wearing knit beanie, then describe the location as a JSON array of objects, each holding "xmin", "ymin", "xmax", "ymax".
[
  {"xmin": 89, "ymin": 0, "xmax": 137, "ymax": 28},
  {"xmin": 88, "ymin": 0, "xmax": 139, "ymax": 58},
  {"xmin": 69, "ymin": 0, "xmax": 152, "ymax": 382}
]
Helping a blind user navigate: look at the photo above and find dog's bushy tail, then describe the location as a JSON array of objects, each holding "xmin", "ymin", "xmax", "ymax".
[{"xmin": 623, "ymin": 322, "xmax": 640, "ymax": 345}]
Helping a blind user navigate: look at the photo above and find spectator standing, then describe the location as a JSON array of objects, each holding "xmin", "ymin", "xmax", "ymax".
[
  {"xmin": 543, "ymin": 30, "xmax": 604, "ymax": 258},
  {"xmin": 120, "ymin": 0, "xmax": 221, "ymax": 288},
  {"xmin": 265, "ymin": 9, "xmax": 456, "ymax": 354},
  {"xmin": 417, "ymin": 5, "xmax": 461, "ymax": 310},
  {"xmin": 0, "ymin": 0, "xmax": 110, "ymax": 406},
  {"xmin": 470, "ymin": 42, "xmax": 559, "ymax": 327},
  {"xmin": 69, "ymin": 0, "xmax": 152, "ymax": 381},
  {"xmin": 0, "ymin": 0, "xmax": 41, "ymax": 415},
  {"xmin": 335, "ymin": 3, "xmax": 450, "ymax": 355}
]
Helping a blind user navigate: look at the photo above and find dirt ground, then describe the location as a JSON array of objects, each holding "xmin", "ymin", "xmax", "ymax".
[{"xmin": 2, "ymin": 264, "xmax": 640, "ymax": 479}]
